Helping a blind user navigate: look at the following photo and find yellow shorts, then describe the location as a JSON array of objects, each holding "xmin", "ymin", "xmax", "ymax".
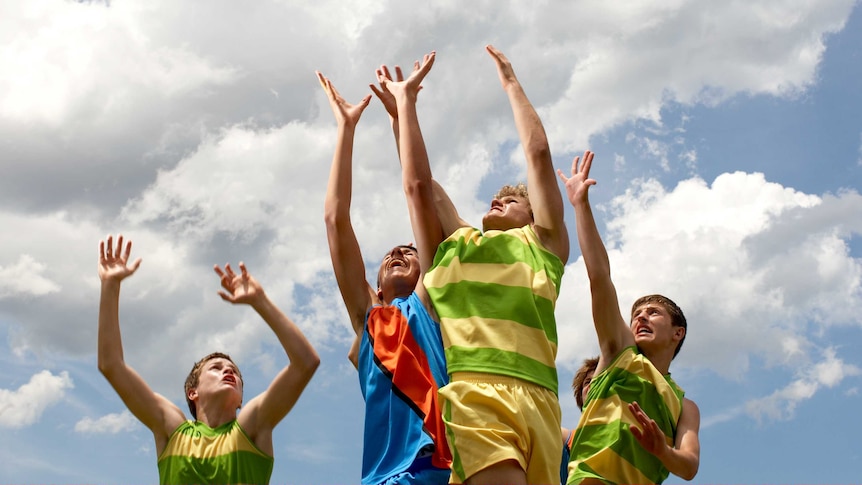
[{"xmin": 439, "ymin": 372, "xmax": 561, "ymax": 485}]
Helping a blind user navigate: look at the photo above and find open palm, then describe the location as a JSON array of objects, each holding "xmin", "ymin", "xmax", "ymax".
[{"xmin": 98, "ymin": 235, "xmax": 141, "ymax": 283}]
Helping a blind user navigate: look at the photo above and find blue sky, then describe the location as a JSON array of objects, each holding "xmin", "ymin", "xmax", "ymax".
[{"xmin": 1, "ymin": 1, "xmax": 861, "ymax": 483}]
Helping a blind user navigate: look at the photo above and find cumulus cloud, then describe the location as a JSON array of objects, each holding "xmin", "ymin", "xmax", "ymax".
[
  {"xmin": 557, "ymin": 171, "xmax": 862, "ymax": 421},
  {"xmin": 75, "ymin": 409, "xmax": 140, "ymax": 434},
  {"xmin": 0, "ymin": 255, "xmax": 61, "ymax": 298},
  {"xmin": 0, "ymin": 370, "xmax": 73, "ymax": 428},
  {"xmin": 1, "ymin": 0, "xmax": 858, "ymax": 431},
  {"xmin": 745, "ymin": 349, "xmax": 861, "ymax": 422},
  {"xmin": 541, "ymin": 0, "xmax": 857, "ymax": 151}
]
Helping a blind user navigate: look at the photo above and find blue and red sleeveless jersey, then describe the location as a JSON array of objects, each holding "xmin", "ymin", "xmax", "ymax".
[{"xmin": 358, "ymin": 292, "xmax": 451, "ymax": 484}]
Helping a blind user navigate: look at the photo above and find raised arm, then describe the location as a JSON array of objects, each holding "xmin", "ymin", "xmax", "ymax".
[
  {"xmin": 373, "ymin": 64, "xmax": 466, "ymax": 240},
  {"xmin": 370, "ymin": 65, "xmax": 406, "ymax": 158},
  {"xmin": 318, "ymin": 72, "xmax": 376, "ymax": 336},
  {"xmin": 379, "ymin": 53, "xmax": 445, "ymax": 278},
  {"xmin": 487, "ymin": 45, "xmax": 569, "ymax": 262},
  {"xmin": 218, "ymin": 263, "xmax": 320, "ymax": 455},
  {"xmin": 558, "ymin": 153, "xmax": 634, "ymax": 372},
  {"xmin": 628, "ymin": 399, "xmax": 701, "ymax": 480},
  {"xmin": 97, "ymin": 235, "xmax": 186, "ymax": 454}
]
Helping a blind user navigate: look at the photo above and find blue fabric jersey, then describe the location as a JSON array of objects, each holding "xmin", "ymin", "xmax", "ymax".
[{"xmin": 359, "ymin": 292, "xmax": 451, "ymax": 485}]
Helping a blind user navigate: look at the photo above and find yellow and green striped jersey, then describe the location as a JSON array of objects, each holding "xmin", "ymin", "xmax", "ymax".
[
  {"xmin": 158, "ymin": 420, "xmax": 273, "ymax": 485},
  {"xmin": 424, "ymin": 225, "xmax": 564, "ymax": 393},
  {"xmin": 567, "ymin": 347, "xmax": 684, "ymax": 485}
]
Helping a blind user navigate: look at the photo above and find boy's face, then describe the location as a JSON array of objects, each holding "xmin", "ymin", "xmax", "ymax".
[
  {"xmin": 630, "ymin": 303, "xmax": 684, "ymax": 352},
  {"xmin": 376, "ymin": 245, "xmax": 420, "ymax": 300},
  {"xmin": 482, "ymin": 194, "xmax": 532, "ymax": 231},
  {"xmin": 189, "ymin": 357, "xmax": 244, "ymax": 409}
]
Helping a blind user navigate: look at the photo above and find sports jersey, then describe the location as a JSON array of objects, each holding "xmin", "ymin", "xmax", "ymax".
[
  {"xmin": 157, "ymin": 419, "xmax": 272, "ymax": 485},
  {"xmin": 567, "ymin": 347, "xmax": 685, "ymax": 484},
  {"xmin": 359, "ymin": 291, "xmax": 451, "ymax": 484},
  {"xmin": 424, "ymin": 225, "xmax": 564, "ymax": 393}
]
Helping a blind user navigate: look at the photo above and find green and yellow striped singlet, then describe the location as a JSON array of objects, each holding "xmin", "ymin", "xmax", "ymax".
[
  {"xmin": 424, "ymin": 225, "xmax": 564, "ymax": 393},
  {"xmin": 567, "ymin": 347, "xmax": 685, "ymax": 485},
  {"xmin": 158, "ymin": 420, "xmax": 273, "ymax": 485}
]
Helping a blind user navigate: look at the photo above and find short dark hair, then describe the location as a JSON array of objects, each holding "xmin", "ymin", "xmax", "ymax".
[
  {"xmin": 631, "ymin": 294, "xmax": 687, "ymax": 358},
  {"xmin": 184, "ymin": 352, "xmax": 243, "ymax": 419}
]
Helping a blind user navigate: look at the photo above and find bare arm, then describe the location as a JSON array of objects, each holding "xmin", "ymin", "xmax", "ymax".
[
  {"xmin": 97, "ymin": 235, "xmax": 186, "ymax": 454},
  {"xmin": 558, "ymin": 153, "xmax": 634, "ymax": 371},
  {"xmin": 318, "ymin": 72, "xmax": 376, "ymax": 335},
  {"xmin": 373, "ymin": 67, "xmax": 466, "ymax": 241},
  {"xmin": 380, "ymin": 53, "xmax": 445, "ymax": 278},
  {"xmin": 219, "ymin": 263, "xmax": 320, "ymax": 454},
  {"xmin": 432, "ymin": 179, "xmax": 471, "ymax": 237},
  {"xmin": 347, "ymin": 334, "xmax": 361, "ymax": 369},
  {"xmin": 487, "ymin": 45, "xmax": 569, "ymax": 262},
  {"xmin": 370, "ymin": 65, "xmax": 406, "ymax": 159},
  {"xmin": 628, "ymin": 399, "xmax": 701, "ymax": 480}
]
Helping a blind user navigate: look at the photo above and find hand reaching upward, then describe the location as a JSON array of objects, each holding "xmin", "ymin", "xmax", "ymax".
[
  {"xmin": 214, "ymin": 262, "xmax": 264, "ymax": 307},
  {"xmin": 557, "ymin": 150, "xmax": 596, "ymax": 207},
  {"xmin": 98, "ymin": 234, "xmax": 142, "ymax": 284},
  {"xmin": 317, "ymin": 71, "xmax": 371, "ymax": 128},
  {"xmin": 378, "ymin": 51, "xmax": 435, "ymax": 102}
]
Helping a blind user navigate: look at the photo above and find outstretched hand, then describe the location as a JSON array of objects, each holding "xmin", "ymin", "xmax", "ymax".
[
  {"xmin": 317, "ymin": 71, "xmax": 371, "ymax": 128},
  {"xmin": 377, "ymin": 51, "xmax": 435, "ymax": 102},
  {"xmin": 370, "ymin": 65, "xmax": 407, "ymax": 120},
  {"xmin": 557, "ymin": 150, "xmax": 596, "ymax": 207},
  {"xmin": 628, "ymin": 401, "xmax": 671, "ymax": 458},
  {"xmin": 98, "ymin": 234, "xmax": 142, "ymax": 283},
  {"xmin": 486, "ymin": 44, "xmax": 519, "ymax": 90},
  {"xmin": 214, "ymin": 262, "xmax": 265, "ymax": 307}
]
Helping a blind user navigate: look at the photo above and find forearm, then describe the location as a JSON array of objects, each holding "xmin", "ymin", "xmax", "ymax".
[
  {"xmin": 323, "ymin": 124, "xmax": 356, "ymax": 223},
  {"xmin": 574, "ymin": 200, "xmax": 612, "ymax": 283},
  {"xmin": 395, "ymin": 96, "xmax": 434, "ymax": 187},
  {"xmin": 656, "ymin": 446, "xmax": 699, "ymax": 481},
  {"xmin": 390, "ymin": 115, "xmax": 401, "ymax": 163},
  {"xmin": 97, "ymin": 281, "xmax": 126, "ymax": 376},
  {"xmin": 504, "ymin": 82, "xmax": 551, "ymax": 161}
]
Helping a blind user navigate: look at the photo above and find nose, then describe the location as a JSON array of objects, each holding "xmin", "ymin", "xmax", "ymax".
[
  {"xmin": 389, "ymin": 246, "xmax": 404, "ymax": 258},
  {"xmin": 224, "ymin": 367, "xmax": 235, "ymax": 375},
  {"xmin": 490, "ymin": 198, "xmax": 502, "ymax": 209}
]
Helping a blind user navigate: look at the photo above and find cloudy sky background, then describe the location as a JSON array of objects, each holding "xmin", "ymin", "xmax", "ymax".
[{"xmin": 1, "ymin": 0, "xmax": 861, "ymax": 483}]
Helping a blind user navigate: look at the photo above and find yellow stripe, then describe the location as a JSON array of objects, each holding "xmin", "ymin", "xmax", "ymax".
[
  {"xmin": 578, "ymin": 446, "xmax": 653, "ymax": 485},
  {"xmin": 581, "ymin": 393, "xmax": 674, "ymax": 447},
  {"xmin": 615, "ymin": 350, "xmax": 683, "ymax": 419},
  {"xmin": 425, "ymin": 259, "xmax": 558, "ymax": 302},
  {"xmin": 161, "ymin": 422, "xmax": 268, "ymax": 459},
  {"xmin": 441, "ymin": 315, "xmax": 557, "ymax": 367}
]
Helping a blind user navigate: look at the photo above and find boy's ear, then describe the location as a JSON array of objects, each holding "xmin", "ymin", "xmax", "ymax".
[{"xmin": 673, "ymin": 326, "xmax": 686, "ymax": 341}]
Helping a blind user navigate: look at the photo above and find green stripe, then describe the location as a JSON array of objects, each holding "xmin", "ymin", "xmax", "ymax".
[
  {"xmin": 158, "ymin": 451, "xmax": 273, "ymax": 485},
  {"xmin": 572, "ymin": 421, "xmax": 667, "ymax": 483},
  {"xmin": 445, "ymin": 346, "xmax": 558, "ymax": 394},
  {"xmin": 428, "ymin": 281, "xmax": 558, "ymax": 341},
  {"xmin": 591, "ymin": 366, "xmax": 681, "ymax": 437},
  {"xmin": 444, "ymin": 398, "xmax": 466, "ymax": 482},
  {"xmin": 433, "ymin": 229, "xmax": 563, "ymax": 286}
]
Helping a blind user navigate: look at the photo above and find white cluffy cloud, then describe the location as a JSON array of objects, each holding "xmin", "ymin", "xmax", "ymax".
[
  {"xmin": 0, "ymin": 370, "xmax": 74, "ymax": 428},
  {"xmin": 75, "ymin": 410, "xmax": 140, "ymax": 434},
  {"xmin": 0, "ymin": 255, "xmax": 61, "ymax": 298},
  {"xmin": 745, "ymin": 349, "xmax": 861, "ymax": 422},
  {"xmin": 556, "ymin": 170, "xmax": 862, "ymax": 421}
]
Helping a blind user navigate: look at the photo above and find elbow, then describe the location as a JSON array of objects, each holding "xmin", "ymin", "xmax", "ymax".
[
  {"xmin": 97, "ymin": 357, "xmax": 121, "ymax": 381},
  {"xmin": 525, "ymin": 139, "xmax": 550, "ymax": 161},
  {"xmin": 677, "ymin": 460, "xmax": 699, "ymax": 481},
  {"xmin": 403, "ymin": 177, "xmax": 433, "ymax": 200},
  {"xmin": 300, "ymin": 352, "xmax": 321, "ymax": 379}
]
